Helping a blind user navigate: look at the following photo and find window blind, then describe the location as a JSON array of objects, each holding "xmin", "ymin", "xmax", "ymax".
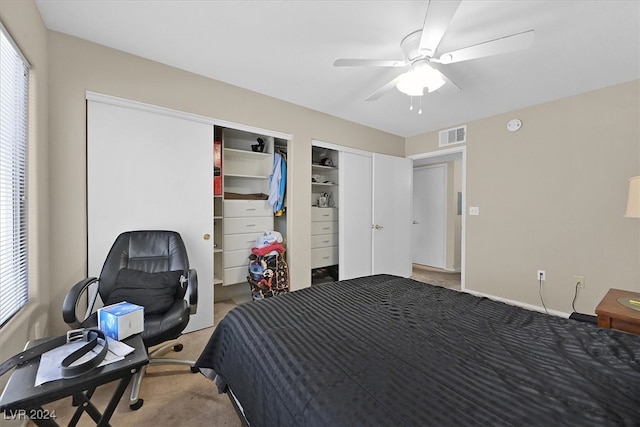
[{"xmin": 0, "ymin": 22, "xmax": 29, "ymax": 327}]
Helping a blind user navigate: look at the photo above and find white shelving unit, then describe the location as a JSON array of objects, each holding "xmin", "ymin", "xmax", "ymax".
[
  {"xmin": 213, "ymin": 195, "xmax": 224, "ymax": 285},
  {"xmin": 214, "ymin": 128, "xmax": 275, "ymax": 287},
  {"xmin": 311, "ymin": 144, "xmax": 339, "ymax": 284}
]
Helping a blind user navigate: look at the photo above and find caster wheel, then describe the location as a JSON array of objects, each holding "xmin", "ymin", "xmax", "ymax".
[
  {"xmin": 130, "ymin": 399, "xmax": 144, "ymax": 410},
  {"xmin": 190, "ymin": 366, "xmax": 199, "ymax": 373},
  {"xmin": 173, "ymin": 344, "xmax": 184, "ymax": 352}
]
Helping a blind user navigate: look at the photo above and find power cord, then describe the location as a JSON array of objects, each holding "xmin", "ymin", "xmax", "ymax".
[
  {"xmin": 539, "ymin": 276, "xmax": 548, "ymax": 314},
  {"xmin": 571, "ymin": 280, "xmax": 580, "ymax": 312}
]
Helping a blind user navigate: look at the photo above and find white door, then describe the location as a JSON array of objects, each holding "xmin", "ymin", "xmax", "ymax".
[
  {"xmin": 87, "ymin": 100, "xmax": 214, "ymax": 332},
  {"xmin": 372, "ymin": 154, "xmax": 412, "ymax": 277},
  {"xmin": 339, "ymin": 151, "xmax": 372, "ymax": 279},
  {"xmin": 412, "ymin": 165, "xmax": 446, "ymax": 269}
]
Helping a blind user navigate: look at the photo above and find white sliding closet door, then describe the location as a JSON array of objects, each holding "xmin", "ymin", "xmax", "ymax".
[
  {"xmin": 339, "ymin": 151, "xmax": 373, "ymax": 280},
  {"xmin": 87, "ymin": 99, "xmax": 214, "ymax": 332},
  {"xmin": 372, "ymin": 153, "xmax": 412, "ymax": 277}
]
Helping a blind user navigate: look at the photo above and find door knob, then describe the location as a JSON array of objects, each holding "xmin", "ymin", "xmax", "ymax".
[
  {"xmin": 374, "ymin": 224, "xmax": 384, "ymax": 230},
  {"xmin": 413, "ymin": 220, "xmax": 419, "ymax": 224},
  {"xmin": 203, "ymin": 234, "xmax": 211, "ymax": 240}
]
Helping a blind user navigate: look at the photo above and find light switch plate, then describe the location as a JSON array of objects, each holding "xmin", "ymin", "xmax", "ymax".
[{"xmin": 469, "ymin": 206, "xmax": 479, "ymax": 216}]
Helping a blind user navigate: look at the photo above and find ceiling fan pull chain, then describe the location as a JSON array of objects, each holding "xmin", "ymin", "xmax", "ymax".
[
  {"xmin": 418, "ymin": 96, "xmax": 423, "ymax": 115},
  {"xmin": 409, "ymin": 96, "xmax": 414, "ymax": 111}
]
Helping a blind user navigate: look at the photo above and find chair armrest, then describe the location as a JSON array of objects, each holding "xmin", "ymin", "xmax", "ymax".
[
  {"xmin": 62, "ymin": 277, "xmax": 98, "ymax": 327},
  {"xmin": 187, "ymin": 269, "xmax": 198, "ymax": 315}
]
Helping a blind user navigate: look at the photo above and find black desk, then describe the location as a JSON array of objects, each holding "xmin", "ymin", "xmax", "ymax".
[{"xmin": 0, "ymin": 334, "xmax": 148, "ymax": 426}]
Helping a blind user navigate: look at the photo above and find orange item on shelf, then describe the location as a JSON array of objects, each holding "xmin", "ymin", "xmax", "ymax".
[{"xmin": 213, "ymin": 140, "xmax": 222, "ymax": 195}]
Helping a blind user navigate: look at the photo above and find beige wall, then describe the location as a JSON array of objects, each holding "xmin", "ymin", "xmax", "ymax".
[
  {"xmin": 407, "ymin": 80, "xmax": 640, "ymax": 314},
  {"xmin": 46, "ymin": 31, "xmax": 403, "ymax": 335},
  {"xmin": 0, "ymin": 0, "xmax": 49, "ymax": 391}
]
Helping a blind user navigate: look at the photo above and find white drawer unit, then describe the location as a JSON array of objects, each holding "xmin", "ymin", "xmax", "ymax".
[
  {"xmin": 224, "ymin": 216, "xmax": 274, "ymax": 235},
  {"xmin": 311, "ymin": 207, "xmax": 338, "ymax": 222},
  {"xmin": 310, "ymin": 207, "xmax": 338, "ymax": 269},
  {"xmin": 311, "ymin": 233, "xmax": 338, "ymax": 248},
  {"xmin": 222, "ymin": 197, "xmax": 274, "ymax": 286},
  {"xmin": 311, "ymin": 221, "xmax": 337, "ymax": 235},
  {"xmin": 224, "ymin": 248, "xmax": 253, "ymax": 269},
  {"xmin": 311, "ymin": 246, "xmax": 339, "ymax": 269},
  {"xmin": 224, "ymin": 265, "xmax": 248, "ymax": 285},
  {"xmin": 224, "ymin": 233, "xmax": 263, "ymax": 252},
  {"xmin": 224, "ymin": 199, "xmax": 272, "ymax": 218}
]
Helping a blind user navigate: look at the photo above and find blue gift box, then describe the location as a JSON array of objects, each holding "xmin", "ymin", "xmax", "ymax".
[{"xmin": 98, "ymin": 301, "xmax": 144, "ymax": 340}]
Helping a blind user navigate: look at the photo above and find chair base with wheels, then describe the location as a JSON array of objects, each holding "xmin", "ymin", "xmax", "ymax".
[{"xmin": 128, "ymin": 340, "xmax": 198, "ymax": 410}]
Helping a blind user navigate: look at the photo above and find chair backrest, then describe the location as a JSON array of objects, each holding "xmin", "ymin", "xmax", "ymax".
[{"xmin": 98, "ymin": 230, "xmax": 190, "ymax": 303}]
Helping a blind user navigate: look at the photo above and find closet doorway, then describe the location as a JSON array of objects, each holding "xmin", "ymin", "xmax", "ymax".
[
  {"xmin": 409, "ymin": 146, "xmax": 466, "ymax": 290},
  {"xmin": 413, "ymin": 164, "xmax": 446, "ymax": 269}
]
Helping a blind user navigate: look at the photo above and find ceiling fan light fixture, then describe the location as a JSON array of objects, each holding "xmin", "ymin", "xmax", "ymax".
[
  {"xmin": 396, "ymin": 73, "xmax": 425, "ymax": 96},
  {"xmin": 396, "ymin": 63, "xmax": 445, "ymax": 96}
]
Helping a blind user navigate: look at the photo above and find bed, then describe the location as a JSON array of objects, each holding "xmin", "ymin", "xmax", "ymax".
[{"xmin": 195, "ymin": 275, "xmax": 640, "ymax": 426}]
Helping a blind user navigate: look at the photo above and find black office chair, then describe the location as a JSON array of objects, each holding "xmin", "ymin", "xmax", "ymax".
[{"xmin": 62, "ymin": 230, "xmax": 198, "ymax": 410}]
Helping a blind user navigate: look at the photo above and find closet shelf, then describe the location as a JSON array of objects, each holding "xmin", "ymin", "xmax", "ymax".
[
  {"xmin": 312, "ymin": 164, "xmax": 338, "ymax": 170},
  {"xmin": 226, "ymin": 173, "xmax": 270, "ymax": 179},
  {"xmin": 224, "ymin": 147, "xmax": 271, "ymax": 160}
]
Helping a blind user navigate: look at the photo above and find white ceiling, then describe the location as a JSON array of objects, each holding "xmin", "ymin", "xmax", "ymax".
[{"xmin": 35, "ymin": 0, "xmax": 640, "ymax": 138}]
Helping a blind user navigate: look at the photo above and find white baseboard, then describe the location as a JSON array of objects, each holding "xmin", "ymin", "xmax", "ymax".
[{"xmin": 464, "ymin": 289, "xmax": 571, "ymax": 318}]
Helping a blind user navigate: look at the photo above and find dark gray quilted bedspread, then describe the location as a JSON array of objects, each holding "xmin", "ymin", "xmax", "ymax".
[{"xmin": 195, "ymin": 275, "xmax": 640, "ymax": 427}]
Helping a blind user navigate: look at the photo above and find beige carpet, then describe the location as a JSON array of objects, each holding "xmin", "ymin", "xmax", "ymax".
[
  {"xmin": 411, "ymin": 263, "xmax": 461, "ymax": 290},
  {"xmin": 29, "ymin": 301, "xmax": 242, "ymax": 427}
]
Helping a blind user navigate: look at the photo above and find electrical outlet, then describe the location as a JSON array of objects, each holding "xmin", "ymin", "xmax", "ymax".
[
  {"xmin": 537, "ymin": 270, "xmax": 546, "ymax": 281},
  {"xmin": 574, "ymin": 275, "xmax": 585, "ymax": 288}
]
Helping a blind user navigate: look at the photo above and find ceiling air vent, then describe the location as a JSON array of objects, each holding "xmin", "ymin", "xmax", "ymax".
[{"xmin": 439, "ymin": 125, "xmax": 466, "ymax": 147}]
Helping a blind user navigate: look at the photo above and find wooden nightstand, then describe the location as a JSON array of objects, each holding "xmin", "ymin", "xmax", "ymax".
[{"xmin": 595, "ymin": 288, "xmax": 640, "ymax": 334}]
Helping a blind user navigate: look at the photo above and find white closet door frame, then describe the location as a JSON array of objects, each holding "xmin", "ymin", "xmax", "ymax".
[
  {"xmin": 87, "ymin": 97, "xmax": 214, "ymax": 332},
  {"xmin": 408, "ymin": 145, "xmax": 467, "ymax": 291}
]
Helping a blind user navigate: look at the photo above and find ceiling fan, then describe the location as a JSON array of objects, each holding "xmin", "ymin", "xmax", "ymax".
[{"xmin": 334, "ymin": 0, "xmax": 535, "ymax": 105}]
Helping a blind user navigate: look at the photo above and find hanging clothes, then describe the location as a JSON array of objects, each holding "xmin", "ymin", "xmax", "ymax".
[
  {"xmin": 268, "ymin": 152, "xmax": 287, "ymax": 216},
  {"xmin": 275, "ymin": 153, "xmax": 286, "ymax": 216}
]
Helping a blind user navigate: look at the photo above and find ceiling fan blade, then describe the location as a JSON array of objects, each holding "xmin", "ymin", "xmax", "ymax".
[
  {"xmin": 435, "ymin": 30, "xmax": 535, "ymax": 64},
  {"xmin": 334, "ymin": 58, "xmax": 407, "ymax": 67},
  {"xmin": 365, "ymin": 74, "xmax": 403, "ymax": 101},
  {"xmin": 436, "ymin": 69, "xmax": 462, "ymax": 94},
  {"xmin": 418, "ymin": 0, "xmax": 462, "ymax": 56}
]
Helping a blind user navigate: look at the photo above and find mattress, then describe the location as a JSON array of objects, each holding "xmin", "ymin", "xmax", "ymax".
[{"xmin": 195, "ymin": 274, "xmax": 640, "ymax": 426}]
